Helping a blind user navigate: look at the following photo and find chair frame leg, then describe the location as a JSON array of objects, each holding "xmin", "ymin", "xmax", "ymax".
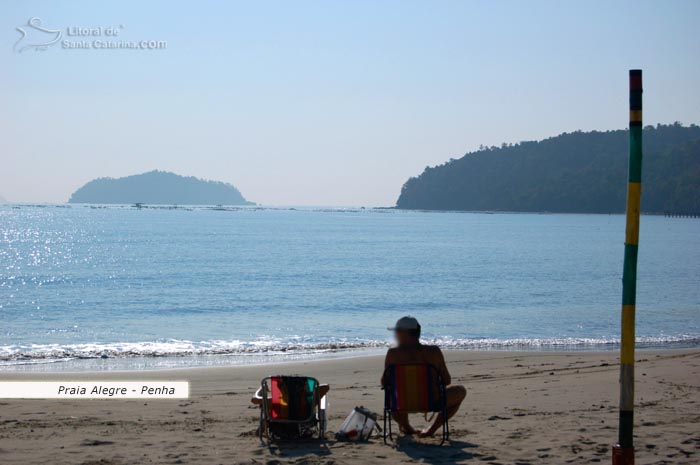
[
  {"xmin": 440, "ymin": 399, "xmax": 449, "ymax": 446},
  {"xmin": 319, "ymin": 405, "xmax": 326, "ymax": 440},
  {"xmin": 259, "ymin": 408, "xmax": 265, "ymax": 442},
  {"xmin": 445, "ymin": 409, "xmax": 450, "ymax": 443},
  {"xmin": 383, "ymin": 408, "xmax": 387, "ymax": 443},
  {"xmin": 384, "ymin": 410, "xmax": 394, "ymax": 443},
  {"xmin": 383, "ymin": 386, "xmax": 392, "ymax": 444}
]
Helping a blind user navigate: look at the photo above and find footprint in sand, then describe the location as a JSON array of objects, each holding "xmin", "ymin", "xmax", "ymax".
[
  {"xmin": 80, "ymin": 439, "xmax": 115, "ymax": 446},
  {"xmin": 478, "ymin": 455, "xmax": 497, "ymax": 461}
]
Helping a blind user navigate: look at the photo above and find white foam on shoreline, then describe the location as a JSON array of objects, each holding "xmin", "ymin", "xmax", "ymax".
[{"xmin": 1, "ymin": 335, "xmax": 699, "ymax": 366}]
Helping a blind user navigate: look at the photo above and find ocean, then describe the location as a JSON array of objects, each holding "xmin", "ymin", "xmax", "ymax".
[{"xmin": 1, "ymin": 204, "xmax": 698, "ymax": 371}]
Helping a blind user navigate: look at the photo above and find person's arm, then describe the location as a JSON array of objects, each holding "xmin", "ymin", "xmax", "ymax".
[
  {"xmin": 435, "ymin": 347, "xmax": 451, "ymax": 385},
  {"xmin": 381, "ymin": 349, "xmax": 395, "ymax": 387}
]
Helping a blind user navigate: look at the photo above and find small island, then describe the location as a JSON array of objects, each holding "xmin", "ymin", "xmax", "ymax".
[{"xmin": 68, "ymin": 171, "xmax": 254, "ymax": 206}]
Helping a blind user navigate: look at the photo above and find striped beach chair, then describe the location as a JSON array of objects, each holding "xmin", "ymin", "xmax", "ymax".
[
  {"xmin": 258, "ymin": 375, "xmax": 326, "ymax": 441},
  {"xmin": 382, "ymin": 363, "xmax": 449, "ymax": 445}
]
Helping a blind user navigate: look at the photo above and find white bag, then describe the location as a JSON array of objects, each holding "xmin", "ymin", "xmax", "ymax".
[{"xmin": 336, "ymin": 406, "xmax": 379, "ymax": 441}]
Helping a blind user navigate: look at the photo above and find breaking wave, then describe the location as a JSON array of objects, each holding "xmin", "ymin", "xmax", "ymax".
[{"xmin": 1, "ymin": 335, "xmax": 698, "ymax": 366}]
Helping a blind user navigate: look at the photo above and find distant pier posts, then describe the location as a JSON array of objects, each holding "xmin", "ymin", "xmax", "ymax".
[
  {"xmin": 613, "ymin": 70, "xmax": 643, "ymax": 465},
  {"xmin": 664, "ymin": 211, "xmax": 700, "ymax": 218}
]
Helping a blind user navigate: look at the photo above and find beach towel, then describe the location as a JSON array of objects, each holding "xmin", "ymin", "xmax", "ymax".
[{"xmin": 270, "ymin": 376, "xmax": 315, "ymax": 420}]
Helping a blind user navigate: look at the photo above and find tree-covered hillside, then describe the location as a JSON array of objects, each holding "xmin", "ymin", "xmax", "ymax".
[
  {"xmin": 69, "ymin": 170, "xmax": 253, "ymax": 205},
  {"xmin": 396, "ymin": 124, "xmax": 700, "ymax": 213}
]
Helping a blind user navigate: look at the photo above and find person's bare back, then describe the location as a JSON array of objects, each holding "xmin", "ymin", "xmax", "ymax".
[{"xmin": 382, "ymin": 344, "xmax": 451, "ymax": 385}]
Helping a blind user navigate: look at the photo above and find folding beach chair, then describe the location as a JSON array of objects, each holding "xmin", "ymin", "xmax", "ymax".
[
  {"xmin": 382, "ymin": 363, "xmax": 449, "ymax": 445},
  {"xmin": 257, "ymin": 375, "xmax": 326, "ymax": 441}
]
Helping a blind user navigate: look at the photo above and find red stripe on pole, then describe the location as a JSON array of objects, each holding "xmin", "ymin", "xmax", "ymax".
[{"xmin": 630, "ymin": 72, "xmax": 642, "ymax": 90}]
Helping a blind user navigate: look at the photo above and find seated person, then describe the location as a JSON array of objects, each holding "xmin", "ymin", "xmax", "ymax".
[{"xmin": 382, "ymin": 316, "xmax": 467, "ymax": 438}]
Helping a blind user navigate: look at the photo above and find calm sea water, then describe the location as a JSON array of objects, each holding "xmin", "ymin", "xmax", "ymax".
[{"xmin": 1, "ymin": 205, "xmax": 699, "ymax": 371}]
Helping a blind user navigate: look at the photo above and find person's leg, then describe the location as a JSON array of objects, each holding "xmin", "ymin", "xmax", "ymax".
[
  {"xmin": 319, "ymin": 384, "xmax": 330, "ymax": 398},
  {"xmin": 391, "ymin": 412, "xmax": 417, "ymax": 435},
  {"xmin": 251, "ymin": 386, "xmax": 265, "ymax": 406},
  {"xmin": 419, "ymin": 384, "xmax": 466, "ymax": 438}
]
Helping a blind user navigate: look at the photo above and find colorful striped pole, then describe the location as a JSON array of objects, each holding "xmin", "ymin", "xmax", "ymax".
[{"xmin": 613, "ymin": 69, "xmax": 643, "ymax": 465}]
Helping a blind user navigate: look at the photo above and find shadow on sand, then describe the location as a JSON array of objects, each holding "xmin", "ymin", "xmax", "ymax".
[
  {"xmin": 394, "ymin": 436, "xmax": 483, "ymax": 464},
  {"xmin": 260, "ymin": 436, "xmax": 483, "ymax": 464},
  {"xmin": 264, "ymin": 438, "xmax": 332, "ymax": 462}
]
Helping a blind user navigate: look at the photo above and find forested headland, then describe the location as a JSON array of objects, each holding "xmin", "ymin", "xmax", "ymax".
[{"xmin": 397, "ymin": 124, "xmax": 700, "ymax": 214}]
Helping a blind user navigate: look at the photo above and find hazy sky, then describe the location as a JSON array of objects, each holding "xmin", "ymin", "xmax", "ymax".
[{"xmin": 2, "ymin": 1, "xmax": 699, "ymax": 206}]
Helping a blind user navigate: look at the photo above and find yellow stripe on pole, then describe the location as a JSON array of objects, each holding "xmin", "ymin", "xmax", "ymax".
[
  {"xmin": 629, "ymin": 110, "xmax": 642, "ymax": 123},
  {"xmin": 625, "ymin": 182, "xmax": 642, "ymax": 245},
  {"xmin": 621, "ymin": 305, "xmax": 636, "ymax": 365}
]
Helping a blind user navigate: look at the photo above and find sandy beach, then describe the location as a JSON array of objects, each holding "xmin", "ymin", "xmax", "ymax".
[{"xmin": 0, "ymin": 349, "xmax": 698, "ymax": 465}]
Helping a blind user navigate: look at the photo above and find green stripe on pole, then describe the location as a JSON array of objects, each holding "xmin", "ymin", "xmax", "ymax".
[
  {"xmin": 629, "ymin": 93, "xmax": 642, "ymax": 111},
  {"xmin": 622, "ymin": 244, "xmax": 638, "ymax": 305},
  {"xmin": 619, "ymin": 411, "xmax": 634, "ymax": 446}
]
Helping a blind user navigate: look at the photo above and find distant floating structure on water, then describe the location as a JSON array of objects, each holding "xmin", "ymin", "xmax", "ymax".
[{"xmin": 664, "ymin": 211, "xmax": 699, "ymax": 218}]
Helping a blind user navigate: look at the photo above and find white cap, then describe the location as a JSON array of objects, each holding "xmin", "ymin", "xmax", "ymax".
[{"xmin": 388, "ymin": 316, "xmax": 420, "ymax": 331}]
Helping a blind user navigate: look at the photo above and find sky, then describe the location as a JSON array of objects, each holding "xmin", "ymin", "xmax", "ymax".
[{"xmin": 1, "ymin": 1, "xmax": 699, "ymax": 206}]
